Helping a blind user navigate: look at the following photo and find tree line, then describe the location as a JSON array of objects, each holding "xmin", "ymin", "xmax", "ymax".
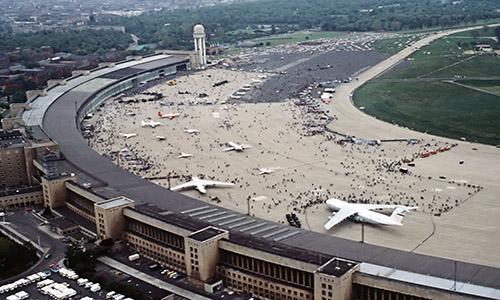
[
  {"xmin": 0, "ymin": 29, "xmax": 131, "ymax": 55},
  {"xmin": 1, "ymin": 0, "xmax": 499, "ymax": 54},
  {"xmin": 103, "ymin": 0, "xmax": 500, "ymax": 49}
]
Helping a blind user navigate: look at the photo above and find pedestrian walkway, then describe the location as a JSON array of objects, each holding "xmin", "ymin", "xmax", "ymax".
[{"xmin": 98, "ymin": 256, "xmax": 211, "ymax": 300}]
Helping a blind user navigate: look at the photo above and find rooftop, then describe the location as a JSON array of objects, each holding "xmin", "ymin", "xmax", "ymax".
[
  {"xmin": 227, "ymin": 231, "xmax": 333, "ymax": 266},
  {"xmin": 189, "ymin": 227, "xmax": 226, "ymax": 242},
  {"xmin": 56, "ymin": 207, "xmax": 96, "ymax": 233},
  {"xmin": 319, "ymin": 258, "xmax": 358, "ymax": 277},
  {"xmin": 96, "ymin": 196, "xmax": 134, "ymax": 209},
  {"xmin": 49, "ymin": 217, "xmax": 78, "ymax": 230},
  {"xmin": 0, "ymin": 130, "xmax": 28, "ymax": 148},
  {"xmin": 133, "ymin": 204, "xmax": 209, "ymax": 232},
  {"xmin": 0, "ymin": 185, "xmax": 42, "ymax": 197}
]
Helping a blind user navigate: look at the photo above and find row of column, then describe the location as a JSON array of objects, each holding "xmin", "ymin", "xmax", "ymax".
[{"xmin": 194, "ymin": 37, "xmax": 207, "ymax": 68}]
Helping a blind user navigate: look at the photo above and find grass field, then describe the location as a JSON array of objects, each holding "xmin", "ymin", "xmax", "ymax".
[
  {"xmin": 353, "ymin": 26, "xmax": 500, "ymax": 145},
  {"xmin": 253, "ymin": 30, "xmax": 347, "ymax": 47},
  {"xmin": 458, "ymin": 79, "xmax": 500, "ymax": 95},
  {"xmin": 354, "ymin": 81, "xmax": 500, "ymax": 145}
]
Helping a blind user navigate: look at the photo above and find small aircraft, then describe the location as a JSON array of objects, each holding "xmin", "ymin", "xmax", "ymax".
[
  {"xmin": 118, "ymin": 133, "xmax": 138, "ymax": 139},
  {"xmin": 142, "ymin": 120, "xmax": 162, "ymax": 128},
  {"xmin": 223, "ymin": 142, "xmax": 252, "ymax": 152},
  {"xmin": 178, "ymin": 152, "xmax": 193, "ymax": 158},
  {"xmin": 157, "ymin": 111, "xmax": 180, "ymax": 119},
  {"xmin": 171, "ymin": 176, "xmax": 234, "ymax": 194},
  {"xmin": 184, "ymin": 129, "xmax": 200, "ymax": 135},
  {"xmin": 221, "ymin": 105, "xmax": 229, "ymax": 111},
  {"xmin": 324, "ymin": 198, "xmax": 417, "ymax": 230},
  {"xmin": 258, "ymin": 168, "xmax": 276, "ymax": 175},
  {"xmin": 154, "ymin": 135, "xmax": 166, "ymax": 141}
]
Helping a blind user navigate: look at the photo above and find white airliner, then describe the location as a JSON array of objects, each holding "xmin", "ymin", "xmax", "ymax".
[
  {"xmin": 154, "ymin": 135, "xmax": 166, "ymax": 141},
  {"xmin": 171, "ymin": 176, "xmax": 234, "ymax": 194},
  {"xmin": 118, "ymin": 133, "xmax": 138, "ymax": 139},
  {"xmin": 184, "ymin": 129, "xmax": 200, "ymax": 135},
  {"xmin": 157, "ymin": 111, "xmax": 180, "ymax": 119},
  {"xmin": 177, "ymin": 152, "xmax": 193, "ymax": 158},
  {"xmin": 142, "ymin": 120, "xmax": 162, "ymax": 128},
  {"xmin": 324, "ymin": 198, "xmax": 417, "ymax": 230},
  {"xmin": 223, "ymin": 142, "xmax": 252, "ymax": 152}
]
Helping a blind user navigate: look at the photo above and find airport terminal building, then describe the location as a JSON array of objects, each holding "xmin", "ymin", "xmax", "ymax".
[{"xmin": 1, "ymin": 53, "xmax": 500, "ymax": 300}]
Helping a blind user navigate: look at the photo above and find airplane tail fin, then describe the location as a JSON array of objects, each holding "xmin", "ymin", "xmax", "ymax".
[{"xmin": 390, "ymin": 206, "xmax": 417, "ymax": 224}]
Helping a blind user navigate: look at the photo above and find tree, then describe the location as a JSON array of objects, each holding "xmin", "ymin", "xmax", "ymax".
[{"xmin": 65, "ymin": 244, "xmax": 97, "ymax": 277}]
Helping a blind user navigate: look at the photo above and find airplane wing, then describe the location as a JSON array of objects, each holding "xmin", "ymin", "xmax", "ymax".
[
  {"xmin": 203, "ymin": 180, "xmax": 235, "ymax": 188},
  {"xmin": 222, "ymin": 147, "xmax": 235, "ymax": 152},
  {"xmin": 228, "ymin": 142, "xmax": 239, "ymax": 148},
  {"xmin": 242, "ymin": 145, "xmax": 252, "ymax": 149},
  {"xmin": 360, "ymin": 204, "xmax": 401, "ymax": 210},
  {"xmin": 170, "ymin": 181, "xmax": 196, "ymax": 192},
  {"xmin": 324, "ymin": 207, "xmax": 358, "ymax": 230}
]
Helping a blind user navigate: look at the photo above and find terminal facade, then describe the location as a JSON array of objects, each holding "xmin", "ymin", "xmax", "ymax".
[{"xmin": 0, "ymin": 52, "xmax": 499, "ymax": 300}]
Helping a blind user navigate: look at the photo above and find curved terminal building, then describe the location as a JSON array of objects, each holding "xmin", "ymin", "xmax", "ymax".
[{"xmin": 1, "ymin": 52, "xmax": 499, "ymax": 300}]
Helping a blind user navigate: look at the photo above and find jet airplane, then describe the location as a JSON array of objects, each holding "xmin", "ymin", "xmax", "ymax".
[
  {"xmin": 184, "ymin": 129, "xmax": 200, "ymax": 135},
  {"xmin": 258, "ymin": 168, "xmax": 276, "ymax": 175},
  {"xmin": 178, "ymin": 152, "xmax": 193, "ymax": 158},
  {"xmin": 223, "ymin": 142, "xmax": 252, "ymax": 152},
  {"xmin": 324, "ymin": 198, "xmax": 417, "ymax": 230},
  {"xmin": 158, "ymin": 111, "xmax": 181, "ymax": 119},
  {"xmin": 119, "ymin": 133, "xmax": 138, "ymax": 139},
  {"xmin": 141, "ymin": 120, "xmax": 162, "ymax": 128},
  {"xmin": 154, "ymin": 135, "xmax": 166, "ymax": 141},
  {"xmin": 171, "ymin": 176, "xmax": 234, "ymax": 194}
]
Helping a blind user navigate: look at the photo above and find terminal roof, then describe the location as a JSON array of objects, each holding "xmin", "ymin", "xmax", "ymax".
[{"xmin": 189, "ymin": 227, "xmax": 226, "ymax": 242}]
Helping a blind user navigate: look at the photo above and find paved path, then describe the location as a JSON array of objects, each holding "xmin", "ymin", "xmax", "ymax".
[
  {"xmin": 445, "ymin": 80, "xmax": 500, "ymax": 97},
  {"xmin": 98, "ymin": 256, "xmax": 211, "ymax": 300}
]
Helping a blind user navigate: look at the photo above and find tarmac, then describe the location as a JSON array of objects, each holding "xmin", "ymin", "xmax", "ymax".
[{"xmin": 87, "ymin": 27, "xmax": 500, "ymax": 269}]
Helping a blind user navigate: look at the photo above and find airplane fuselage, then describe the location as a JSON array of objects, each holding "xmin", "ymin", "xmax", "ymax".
[{"xmin": 326, "ymin": 199, "xmax": 402, "ymax": 226}]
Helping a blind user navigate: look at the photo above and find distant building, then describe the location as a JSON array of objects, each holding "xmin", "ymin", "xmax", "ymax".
[
  {"xmin": 475, "ymin": 44, "xmax": 493, "ymax": 53},
  {"xmin": 0, "ymin": 53, "xmax": 10, "ymax": 70}
]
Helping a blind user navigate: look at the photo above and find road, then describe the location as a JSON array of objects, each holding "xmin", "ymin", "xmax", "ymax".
[
  {"xmin": 98, "ymin": 256, "xmax": 211, "ymax": 300},
  {"xmin": 0, "ymin": 210, "xmax": 66, "ymax": 285}
]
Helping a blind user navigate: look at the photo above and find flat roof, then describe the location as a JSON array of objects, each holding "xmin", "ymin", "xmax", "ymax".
[
  {"xmin": 49, "ymin": 217, "xmax": 78, "ymax": 230},
  {"xmin": 37, "ymin": 54, "xmax": 500, "ymax": 291},
  {"xmin": 319, "ymin": 258, "xmax": 357, "ymax": 277},
  {"xmin": 96, "ymin": 196, "xmax": 134, "ymax": 209},
  {"xmin": 132, "ymin": 204, "xmax": 209, "ymax": 232},
  {"xmin": 56, "ymin": 207, "xmax": 96, "ymax": 233},
  {"xmin": 189, "ymin": 227, "xmax": 226, "ymax": 242},
  {"xmin": 0, "ymin": 185, "xmax": 42, "ymax": 197},
  {"xmin": 0, "ymin": 130, "xmax": 28, "ymax": 148}
]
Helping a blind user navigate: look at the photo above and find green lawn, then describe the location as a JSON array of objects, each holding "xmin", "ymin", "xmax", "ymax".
[
  {"xmin": 458, "ymin": 79, "xmax": 500, "ymax": 95},
  {"xmin": 354, "ymin": 81, "xmax": 500, "ymax": 145}
]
